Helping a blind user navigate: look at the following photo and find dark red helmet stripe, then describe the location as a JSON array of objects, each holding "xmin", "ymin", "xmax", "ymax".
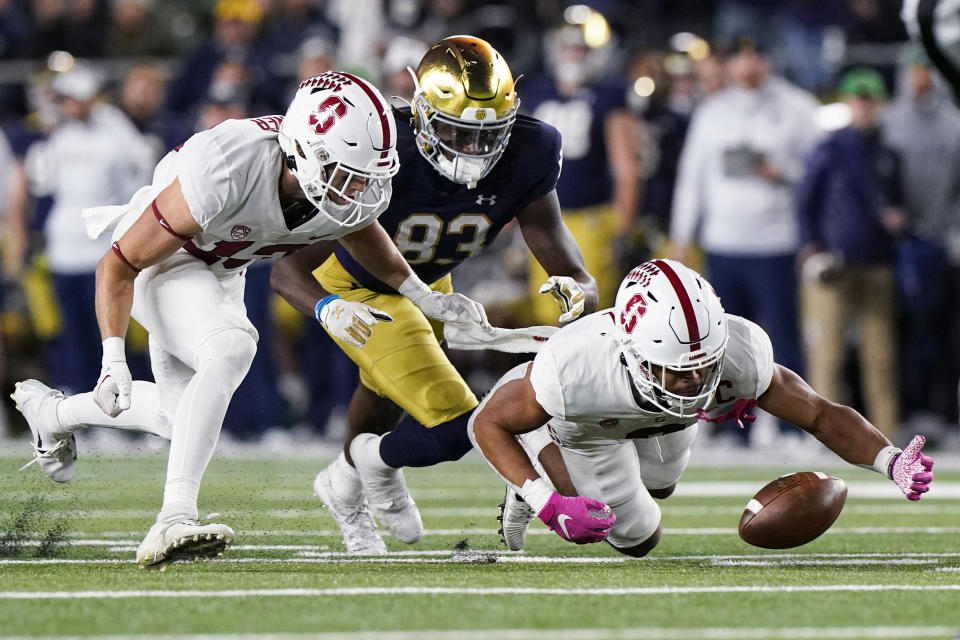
[
  {"xmin": 653, "ymin": 259, "xmax": 701, "ymax": 351},
  {"xmin": 338, "ymin": 72, "xmax": 391, "ymax": 159}
]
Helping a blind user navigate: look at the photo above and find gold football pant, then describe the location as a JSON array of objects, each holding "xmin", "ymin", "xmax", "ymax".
[{"xmin": 313, "ymin": 255, "xmax": 478, "ymax": 427}]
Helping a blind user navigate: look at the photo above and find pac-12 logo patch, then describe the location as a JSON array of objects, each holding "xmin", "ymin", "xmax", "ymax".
[
  {"xmin": 231, "ymin": 225, "xmax": 251, "ymax": 240},
  {"xmin": 599, "ymin": 418, "xmax": 620, "ymax": 429}
]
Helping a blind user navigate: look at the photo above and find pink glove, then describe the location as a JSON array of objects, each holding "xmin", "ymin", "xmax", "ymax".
[
  {"xmin": 890, "ymin": 435, "xmax": 934, "ymax": 501},
  {"xmin": 537, "ymin": 493, "xmax": 616, "ymax": 544}
]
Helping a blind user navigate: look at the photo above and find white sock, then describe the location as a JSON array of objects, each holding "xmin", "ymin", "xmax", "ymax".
[
  {"xmin": 158, "ymin": 329, "xmax": 256, "ymax": 524},
  {"xmin": 56, "ymin": 381, "xmax": 171, "ymax": 438},
  {"xmin": 330, "ymin": 452, "xmax": 364, "ymax": 504}
]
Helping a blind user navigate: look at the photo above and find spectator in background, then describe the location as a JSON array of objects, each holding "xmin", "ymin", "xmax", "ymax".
[
  {"xmin": 796, "ymin": 66, "xmax": 903, "ymax": 442},
  {"xmin": 670, "ymin": 34, "xmax": 818, "ymax": 447},
  {"xmin": 119, "ymin": 64, "xmax": 193, "ymax": 157},
  {"xmin": 165, "ymin": 0, "xmax": 265, "ymax": 118},
  {"xmin": 104, "ymin": 0, "xmax": 183, "ymax": 59},
  {"xmin": 21, "ymin": 61, "xmax": 154, "ymax": 394},
  {"xmin": 194, "ymin": 60, "xmax": 252, "ymax": 131},
  {"xmin": 627, "ymin": 50, "xmax": 690, "ymax": 250},
  {"xmin": 381, "ymin": 36, "xmax": 428, "ymax": 104},
  {"xmin": 524, "ymin": 9, "xmax": 639, "ymax": 320},
  {"xmin": 880, "ymin": 52, "xmax": 960, "ymax": 439},
  {"xmin": 0, "ymin": 0, "xmax": 31, "ymax": 59}
]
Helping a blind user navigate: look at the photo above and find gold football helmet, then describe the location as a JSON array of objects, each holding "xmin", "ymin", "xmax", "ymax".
[{"xmin": 411, "ymin": 35, "xmax": 519, "ymax": 188}]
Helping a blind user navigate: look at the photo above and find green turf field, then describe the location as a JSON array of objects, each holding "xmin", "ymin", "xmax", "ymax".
[{"xmin": 1, "ymin": 448, "xmax": 958, "ymax": 639}]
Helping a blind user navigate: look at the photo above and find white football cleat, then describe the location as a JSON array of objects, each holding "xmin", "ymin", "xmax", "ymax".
[
  {"xmin": 13, "ymin": 380, "xmax": 76, "ymax": 483},
  {"xmin": 498, "ymin": 484, "xmax": 536, "ymax": 551},
  {"xmin": 136, "ymin": 518, "xmax": 234, "ymax": 571},
  {"xmin": 349, "ymin": 433, "xmax": 423, "ymax": 544},
  {"xmin": 313, "ymin": 463, "xmax": 387, "ymax": 555}
]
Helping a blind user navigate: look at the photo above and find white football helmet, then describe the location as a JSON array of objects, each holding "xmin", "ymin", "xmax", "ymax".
[
  {"xmin": 279, "ymin": 71, "xmax": 400, "ymax": 228},
  {"xmin": 614, "ymin": 259, "xmax": 728, "ymax": 418}
]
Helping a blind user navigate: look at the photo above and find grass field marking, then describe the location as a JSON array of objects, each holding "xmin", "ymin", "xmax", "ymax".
[
  {"xmin": 53, "ymin": 525, "xmax": 960, "ymax": 545},
  {"xmin": 3, "ymin": 585, "xmax": 960, "ymax": 600},
  {"xmin": 2, "ymin": 627, "xmax": 959, "ymax": 640},
  {"xmin": 2, "ymin": 553, "xmax": 958, "ymax": 567}
]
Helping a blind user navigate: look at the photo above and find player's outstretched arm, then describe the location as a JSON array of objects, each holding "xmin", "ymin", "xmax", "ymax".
[
  {"xmin": 517, "ymin": 191, "xmax": 598, "ymax": 323},
  {"xmin": 339, "ymin": 222, "xmax": 490, "ymax": 328},
  {"xmin": 94, "ymin": 179, "xmax": 201, "ymax": 416},
  {"xmin": 270, "ymin": 240, "xmax": 391, "ymax": 348},
  {"xmin": 758, "ymin": 364, "xmax": 934, "ymax": 499},
  {"xmin": 469, "ymin": 364, "xmax": 615, "ymax": 543}
]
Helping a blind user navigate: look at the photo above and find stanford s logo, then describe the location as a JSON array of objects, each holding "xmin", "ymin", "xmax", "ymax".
[
  {"xmin": 309, "ymin": 96, "xmax": 348, "ymax": 135},
  {"xmin": 619, "ymin": 293, "xmax": 647, "ymax": 334},
  {"xmin": 231, "ymin": 225, "xmax": 251, "ymax": 240}
]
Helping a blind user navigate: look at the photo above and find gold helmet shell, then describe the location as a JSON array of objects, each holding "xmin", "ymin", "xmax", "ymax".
[
  {"xmin": 415, "ymin": 35, "xmax": 517, "ymax": 120},
  {"xmin": 411, "ymin": 35, "xmax": 520, "ymax": 188}
]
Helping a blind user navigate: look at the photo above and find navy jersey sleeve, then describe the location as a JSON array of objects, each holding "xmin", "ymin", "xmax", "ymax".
[{"xmin": 512, "ymin": 120, "xmax": 562, "ymax": 211}]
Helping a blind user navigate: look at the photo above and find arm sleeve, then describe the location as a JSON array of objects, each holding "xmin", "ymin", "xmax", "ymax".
[
  {"xmin": 175, "ymin": 130, "xmax": 233, "ymax": 230},
  {"xmin": 514, "ymin": 125, "xmax": 562, "ymax": 211},
  {"xmin": 529, "ymin": 347, "xmax": 566, "ymax": 420}
]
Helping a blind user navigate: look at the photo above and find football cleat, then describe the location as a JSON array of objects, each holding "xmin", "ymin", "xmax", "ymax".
[
  {"xmin": 136, "ymin": 517, "xmax": 234, "ymax": 571},
  {"xmin": 313, "ymin": 463, "xmax": 387, "ymax": 555},
  {"xmin": 350, "ymin": 433, "xmax": 424, "ymax": 544},
  {"xmin": 13, "ymin": 379, "xmax": 76, "ymax": 483},
  {"xmin": 498, "ymin": 484, "xmax": 536, "ymax": 551}
]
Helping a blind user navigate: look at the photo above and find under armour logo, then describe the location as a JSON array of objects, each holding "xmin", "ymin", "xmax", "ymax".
[{"xmin": 475, "ymin": 194, "xmax": 497, "ymax": 206}]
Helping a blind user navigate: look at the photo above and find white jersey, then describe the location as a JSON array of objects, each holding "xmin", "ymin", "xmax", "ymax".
[
  {"xmin": 108, "ymin": 116, "xmax": 389, "ymax": 276},
  {"xmin": 529, "ymin": 311, "xmax": 774, "ymax": 447}
]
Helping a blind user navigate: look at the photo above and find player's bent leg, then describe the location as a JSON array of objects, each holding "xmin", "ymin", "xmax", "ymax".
[
  {"xmin": 647, "ymin": 484, "xmax": 676, "ymax": 500},
  {"xmin": 313, "ymin": 452, "xmax": 387, "ymax": 555},
  {"xmin": 147, "ymin": 328, "xmax": 255, "ymax": 567},
  {"xmin": 343, "ymin": 383, "xmax": 404, "ymax": 466},
  {"xmin": 609, "ymin": 524, "xmax": 663, "ymax": 557},
  {"xmin": 635, "ymin": 425, "xmax": 698, "ymax": 497},
  {"xmin": 352, "ymin": 412, "xmax": 475, "ymax": 543}
]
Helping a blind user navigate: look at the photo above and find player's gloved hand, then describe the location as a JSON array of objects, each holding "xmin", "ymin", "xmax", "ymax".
[
  {"xmin": 520, "ymin": 478, "xmax": 615, "ymax": 544},
  {"xmin": 889, "ymin": 435, "xmax": 934, "ymax": 500},
  {"xmin": 398, "ymin": 274, "xmax": 490, "ymax": 329},
  {"xmin": 539, "ymin": 276, "xmax": 585, "ymax": 324},
  {"xmin": 316, "ymin": 294, "xmax": 392, "ymax": 348},
  {"xmin": 94, "ymin": 336, "xmax": 132, "ymax": 417}
]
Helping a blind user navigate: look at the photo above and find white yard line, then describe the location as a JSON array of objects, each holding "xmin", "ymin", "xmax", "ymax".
[
  {"xmin": 2, "ymin": 627, "xmax": 958, "ymax": 640},
  {"xmin": 1, "ymin": 585, "xmax": 960, "ymax": 600}
]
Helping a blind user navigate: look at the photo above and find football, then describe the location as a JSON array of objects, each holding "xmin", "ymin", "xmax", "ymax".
[{"xmin": 738, "ymin": 471, "xmax": 847, "ymax": 549}]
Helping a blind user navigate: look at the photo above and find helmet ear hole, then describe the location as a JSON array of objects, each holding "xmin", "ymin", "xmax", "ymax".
[{"xmin": 285, "ymin": 155, "xmax": 297, "ymax": 170}]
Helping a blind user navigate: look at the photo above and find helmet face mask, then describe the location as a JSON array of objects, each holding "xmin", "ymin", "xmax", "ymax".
[
  {"xmin": 615, "ymin": 260, "xmax": 729, "ymax": 418},
  {"xmin": 279, "ymin": 72, "xmax": 399, "ymax": 228},
  {"xmin": 410, "ymin": 36, "xmax": 519, "ymax": 188}
]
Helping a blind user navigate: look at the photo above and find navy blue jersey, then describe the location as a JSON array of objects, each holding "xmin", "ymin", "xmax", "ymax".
[
  {"xmin": 336, "ymin": 109, "xmax": 561, "ymax": 292},
  {"xmin": 522, "ymin": 75, "xmax": 628, "ymax": 209}
]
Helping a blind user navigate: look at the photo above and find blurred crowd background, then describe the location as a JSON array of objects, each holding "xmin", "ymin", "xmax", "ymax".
[{"xmin": 0, "ymin": 0, "xmax": 957, "ymax": 452}]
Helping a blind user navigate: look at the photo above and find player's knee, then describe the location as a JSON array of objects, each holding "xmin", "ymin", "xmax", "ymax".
[
  {"xmin": 196, "ymin": 328, "xmax": 257, "ymax": 387},
  {"xmin": 424, "ymin": 379, "xmax": 473, "ymax": 413},
  {"xmin": 610, "ymin": 525, "xmax": 662, "ymax": 557},
  {"xmin": 647, "ymin": 483, "xmax": 676, "ymax": 500}
]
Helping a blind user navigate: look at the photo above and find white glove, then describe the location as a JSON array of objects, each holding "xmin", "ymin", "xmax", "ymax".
[
  {"xmin": 94, "ymin": 337, "xmax": 132, "ymax": 417},
  {"xmin": 316, "ymin": 295, "xmax": 392, "ymax": 348},
  {"xmin": 538, "ymin": 276, "xmax": 585, "ymax": 323},
  {"xmin": 398, "ymin": 274, "xmax": 490, "ymax": 328}
]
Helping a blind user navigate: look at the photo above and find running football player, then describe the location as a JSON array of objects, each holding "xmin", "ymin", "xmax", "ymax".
[
  {"xmin": 271, "ymin": 36, "xmax": 598, "ymax": 554},
  {"xmin": 471, "ymin": 260, "xmax": 935, "ymax": 554},
  {"xmin": 14, "ymin": 71, "xmax": 488, "ymax": 569}
]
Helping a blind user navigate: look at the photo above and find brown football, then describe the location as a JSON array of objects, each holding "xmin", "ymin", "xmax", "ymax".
[{"xmin": 738, "ymin": 471, "xmax": 847, "ymax": 549}]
